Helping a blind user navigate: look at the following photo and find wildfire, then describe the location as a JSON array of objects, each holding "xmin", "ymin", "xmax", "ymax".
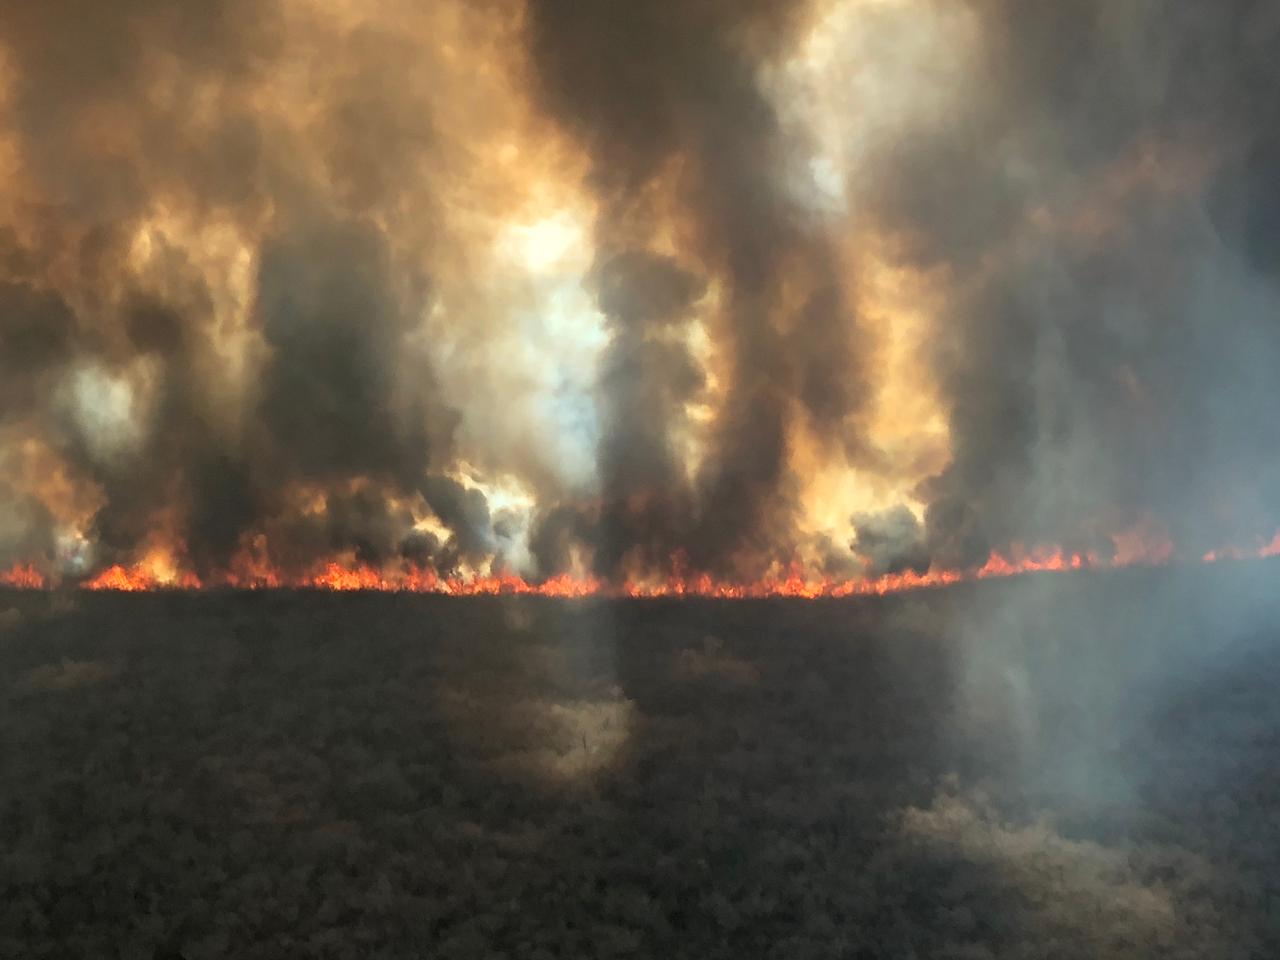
[
  {"xmin": 1202, "ymin": 530, "xmax": 1280, "ymax": 564},
  {"xmin": 83, "ymin": 564, "xmax": 203, "ymax": 592},
  {"xmin": 282, "ymin": 561, "xmax": 968, "ymax": 598},
  {"xmin": 4, "ymin": 526, "xmax": 1279, "ymax": 596},
  {"xmin": 1109, "ymin": 524, "xmax": 1175, "ymax": 566},
  {"xmin": 0, "ymin": 563, "xmax": 46, "ymax": 590},
  {"xmin": 83, "ymin": 565, "xmax": 150, "ymax": 592},
  {"xmin": 975, "ymin": 547, "xmax": 1094, "ymax": 578}
]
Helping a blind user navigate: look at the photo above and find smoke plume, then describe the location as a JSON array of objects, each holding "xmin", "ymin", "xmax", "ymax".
[{"xmin": 0, "ymin": 0, "xmax": 1278, "ymax": 585}]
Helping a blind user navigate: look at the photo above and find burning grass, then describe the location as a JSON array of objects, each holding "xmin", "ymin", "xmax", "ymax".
[{"xmin": 8, "ymin": 527, "xmax": 1277, "ymax": 599}]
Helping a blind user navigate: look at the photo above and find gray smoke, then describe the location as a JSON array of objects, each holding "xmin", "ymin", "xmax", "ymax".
[{"xmin": 866, "ymin": 0, "xmax": 1280, "ymax": 565}]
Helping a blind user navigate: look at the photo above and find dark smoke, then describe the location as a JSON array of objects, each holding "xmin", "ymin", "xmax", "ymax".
[
  {"xmin": 255, "ymin": 218, "xmax": 439, "ymax": 488},
  {"xmin": 852, "ymin": 506, "xmax": 930, "ymax": 577},
  {"xmin": 420, "ymin": 474, "xmax": 494, "ymax": 562},
  {"xmin": 0, "ymin": 1, "xmax": 469, "ymax": 578},
  {"xmin": 864, "ymin": 0, "xmax": 1280, "ymax": 566},
  {"xmin": 525, "ymin": 0, "xmax": 868, "ymax": 576},
  {"xmin": 0, "ymin": 278, "xmax": 77, "ymax": 417},
  {"xmin": 2, "ymin": 1, "xmax": 1280, "ymax": 581},
  {"xmin": 590, "ymin": 251, "xmax": 704, "ymax": 575}
]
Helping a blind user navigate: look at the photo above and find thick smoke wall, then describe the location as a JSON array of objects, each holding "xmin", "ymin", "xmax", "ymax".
[{"xmin": 1, "ymin": 0, "xmax": 1279, "ymax": 583}]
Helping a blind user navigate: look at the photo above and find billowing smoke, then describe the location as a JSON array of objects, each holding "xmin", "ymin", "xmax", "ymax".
[
  {"xmin": 588, "ymin": 251, "xmax": 705, "ymax": 575},
  {"xmin": 522, "ymin": 0, "xmax": 868, "ymax": 578},
  {"xmin": 865, "ymin": 0, "xmax": 1280, "ymax": 567},
  {"xmin": 852, "ymin": 505, "xmax": 929, "ymax": 577},
  {"xmin": 1, "ymin": 0, "xmax": 1279, "ymax": 585}
]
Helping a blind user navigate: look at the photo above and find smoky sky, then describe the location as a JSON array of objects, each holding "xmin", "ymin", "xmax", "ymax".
[{"xmin": 1, "ymin": 0, "xmax": 1279, "ymax": 582}]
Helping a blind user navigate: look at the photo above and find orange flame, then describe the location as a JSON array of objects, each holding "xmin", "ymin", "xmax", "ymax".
[
  {"xmin": 0, "ymin": 564, "xmax": 47, "ymax": 590},
  {"xmin": 1261, "ymin": 531, "xmax": 1280, "ymax": 558},
  {"xmin": 83, "ymin": 565, "xmax": 157, "ymax": 592},
  {"xmin": 82, "ymin": 563, "xmax": 202, "ymax": 592},
  {"xmin": 7, "ymin": 525, "xmax": 1280, "ymax": 597}
]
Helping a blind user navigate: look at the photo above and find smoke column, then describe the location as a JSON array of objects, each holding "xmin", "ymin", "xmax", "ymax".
[{"xmin": 1, "ymin": 0, "xmax": 1278, "ymax": 587}]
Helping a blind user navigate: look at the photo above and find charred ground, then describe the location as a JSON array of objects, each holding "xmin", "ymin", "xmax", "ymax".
[{"xmin": 3, "ymin": 565, "xmax": 1280, "ymax": 958}]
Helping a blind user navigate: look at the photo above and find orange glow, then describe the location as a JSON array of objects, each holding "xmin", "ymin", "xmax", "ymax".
[
  {"xmin": 1204, "ymin": 529, "xmax": 1280, "ymax": 565},
  {"xmin": 82, "ymin": 550, "xmax": 203, "ymax": 592},
  {"xmin": 1110, "ymin": 523, "xmax": 1175, "ymax": 566},
  {"xmin": 83, "ymin": 564, "xmax": 202, "ymax": 592},
  {"xmin": 222, "ymin": 534, "xmax": 282, "ymax": 589},
  {"xmin": 975, "ymin": 546, "xmax": 1101, "ymax": 579},
  {"xmin": 0, "ymin": 563, "xmax": 46, "ymax": 590},
  {"xmin": 7, "ymin": 526, "xmax": 1280, "ymax": 596},
  {"xmin": 83, "ymin": 565, "xmax": 154, "ymax": 592},
  {"xmin": 1261, "ymin": 531, "xmax": 1280, "ymax": 558}
]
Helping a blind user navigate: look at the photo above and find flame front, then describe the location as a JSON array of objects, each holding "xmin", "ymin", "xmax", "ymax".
[
  {"xmin": 83, "ymin": 564, "xmax": 203, "ymax": 592},
  {"xmin": 0, "ymin": 563, "xmax": 46, "ymax": 590},
  {"xmin": 1, "ymin": 2, "xmax": 1279, "ymax": 598},
  {"xmin": 6, "ymin": 527, "xmax": 1276, "ymax": 596}
]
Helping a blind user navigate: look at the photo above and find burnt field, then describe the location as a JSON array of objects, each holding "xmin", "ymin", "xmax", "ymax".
[{"xmin": 3, "ymin": 565, "xmax": 1280, "ymax": 959}]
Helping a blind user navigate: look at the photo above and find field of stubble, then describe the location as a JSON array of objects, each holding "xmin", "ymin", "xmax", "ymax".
[{"xmin": 3, "ymin": 563, "xmax": 1280, "ymax": 959}]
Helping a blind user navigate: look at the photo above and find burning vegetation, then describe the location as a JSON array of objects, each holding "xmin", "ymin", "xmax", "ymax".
[
  {"xmin": 2, "ymin": 527, "xmax": 1277, "ymax": 596},
  {"xmin": 4, "ymin": 5, "xmax": 1280, "ymax": 956},
  {"xmin": 0, "ymin": 1, "xmax": 1279, "ymax": 594}
]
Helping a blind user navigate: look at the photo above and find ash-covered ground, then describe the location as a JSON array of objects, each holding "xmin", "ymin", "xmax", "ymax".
[{"xmin": 3, "ymin": 564, "xmax": 1280, "ymax": 959}]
